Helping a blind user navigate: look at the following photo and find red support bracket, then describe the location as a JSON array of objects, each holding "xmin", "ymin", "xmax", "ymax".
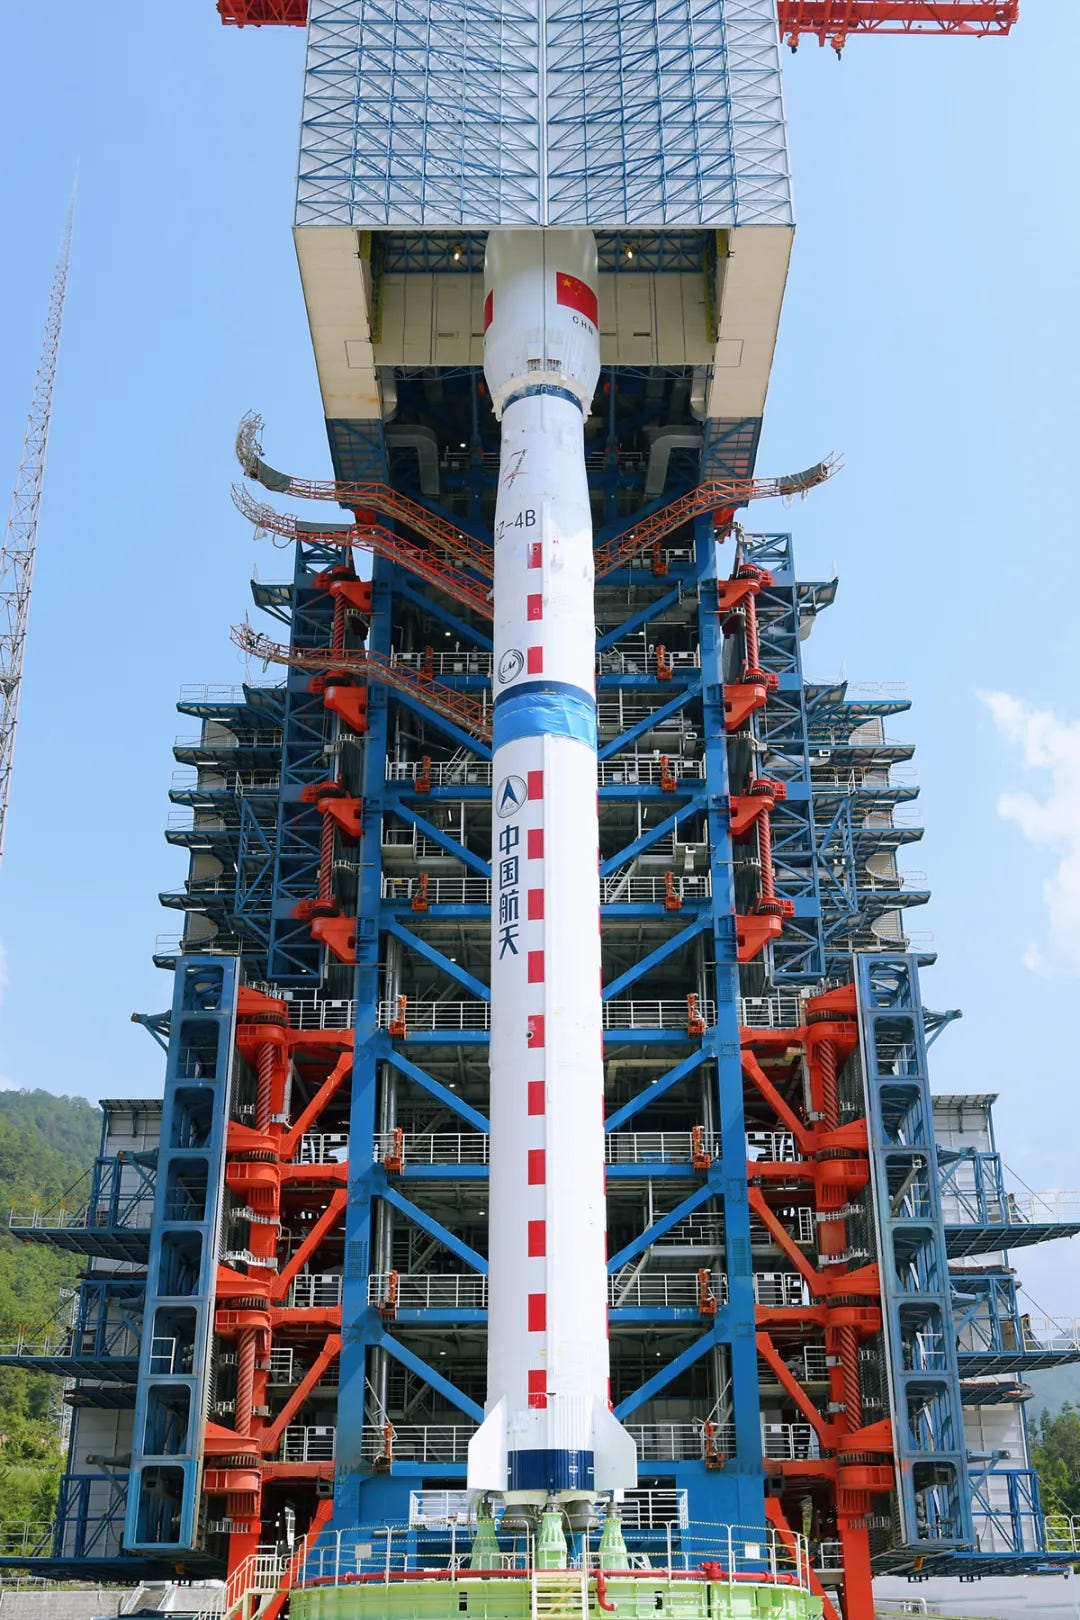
[
  {"xmin": 724, "ymin": 681, "xmax": 769, "ymax": 732},
  {"xmin": 328, "ymin": 578, "xmax": 373, "ymax": 617},
  {"xmin": 300, "ymin": 780, "xmax": 364, "ymax": 842},
  {"xmin": 717, "ymin": 568, "xmax": 774, "ymax": 617},
  {"xmin": 309, "ymin": 915, "xmax": 357, "ymax": 962},
  {"xmin": 736, "ymin": 909, "xmax": 784, "ymax": 961},
  {"xmin": 315, "ymin": 682, "xmax": 369, "ymax": 735}
]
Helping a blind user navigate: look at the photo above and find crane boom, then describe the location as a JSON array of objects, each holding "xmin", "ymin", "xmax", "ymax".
[{"xmin": 0, "ymin": 203, "xmax": 74, "ymax": 866}]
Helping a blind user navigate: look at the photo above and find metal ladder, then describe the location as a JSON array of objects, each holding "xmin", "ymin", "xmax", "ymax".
[{"xmin": 530, "ymin": 1569, "xmax": 590, "ymax": 1620}]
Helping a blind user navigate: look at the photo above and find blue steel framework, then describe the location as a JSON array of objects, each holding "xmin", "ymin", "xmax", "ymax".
[
  {"xmin": 0, "ymin": 6, "xmax": 1066, "ymax": 1612},
  {"xmin": 3, "ymin": 399, "xmax": 1080, "ymax": 1596}
]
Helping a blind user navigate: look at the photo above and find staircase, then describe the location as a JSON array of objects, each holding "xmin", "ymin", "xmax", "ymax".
[{"xmin": 531, "ymin": 1570, "xmax": 589, "ymax": 1620}]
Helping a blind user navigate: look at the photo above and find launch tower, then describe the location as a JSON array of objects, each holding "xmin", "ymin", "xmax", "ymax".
[{"xmin": 2, "ymin": 4, "xmax": 1078, "ymax": 1620}]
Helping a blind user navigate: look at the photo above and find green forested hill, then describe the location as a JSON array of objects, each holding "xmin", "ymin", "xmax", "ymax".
[{"xmin": 0, "ymin": 1090, "xmax": 102, "ymax": 1524}]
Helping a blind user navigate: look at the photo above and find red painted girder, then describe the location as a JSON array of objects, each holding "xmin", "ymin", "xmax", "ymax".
[
  {"xmin": 217, "ymin": 0, "xmax": 306, "ymax": 22},
  {"xmin": 218, "ymin": 0, "xmax": 1015, "ymax": 35},
  {"xmin": 593, "ymin": 457, "xmax": 838, "ymax": 578},
  {"xmin": 232, "ymin": 626, "xmax": 493, "ymax": 742},
  {"xmin": 777, "ymin": 0, "xmax": 1016, "ymax": 39},
  {"xmin": 237, "ymin": 416, "xmax": 492, "ymax": 579},
  {"xmin": 232, "ymin": 488, "xmax": 492, "ymax": 619},
  {"xmin": 273, "ymin": 479, "xmax": 493, "ymax": 582}
]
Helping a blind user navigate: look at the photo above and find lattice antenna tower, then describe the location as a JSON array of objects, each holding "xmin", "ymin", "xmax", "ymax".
[{"xmin": 0, "ymin": 198, "xmax": 74, "ymax": 865}]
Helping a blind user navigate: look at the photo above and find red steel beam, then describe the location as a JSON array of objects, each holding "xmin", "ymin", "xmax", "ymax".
[{"xmin": 218, "ymin": 0, "xmax": 1016, "ymax": 37}]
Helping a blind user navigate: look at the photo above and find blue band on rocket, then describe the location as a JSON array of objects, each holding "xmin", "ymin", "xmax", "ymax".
[
  {"xmin": 501, "ymin": 384, "xmax": 584, "ymax": 414},
  {"xmin": 493, "ymin": 681, "xmax": 597, "ymax": 751}
]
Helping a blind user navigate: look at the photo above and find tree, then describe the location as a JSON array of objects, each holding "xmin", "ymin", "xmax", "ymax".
[{"xmin": 1031, "ymin": 1403, "xmax": 1080, "ymax": 1519}]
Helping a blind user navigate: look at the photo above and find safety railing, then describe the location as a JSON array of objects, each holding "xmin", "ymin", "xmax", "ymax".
[
  {"xmin": 380, "ymin": 872, "xmax": 714, "ymax": 907},
  {"xmin": 280, "ymin": 1425, "xmax": 335, "ymax": 1462},
  {"xmin": 366, "ymin": 1271, "xmax": 734, "ymax": 1314},
  {"xmin": 609, "ymin": 1272, "xmax": 725, "ymax": 1310},
  {"xmin": 599, "ymin": 646, "xmax": 700, "ymax": 675},
  {"xmin": 360, "ymin": 1424, "xmax": 474, "ymax": 1463},
  {"xmin": 384, "ymin": 755, "xmax": 707, "ymax": 790},
  {"xmin": 606, "ymin": 1130, "xmax": 721, "ymax": 1165},
  {"xmin": 0, "ymin": 1328, "xmax": 74, "ymax": 1357},
  {"xmin": 374, "ymin": 1130, "xmax": 489, "ymax": 1165},
  {"xmin": 598, "ymin": 756, "xmax": 704, "ymax": 786},
  {"xmin": 374, "ymin": 999, "xmax": 717, "ymax": 1033},
  {"xmin": 368, "ymin": 1273, "xmax": 487, "ymax": 1311},
  {"xmin": 382, "ymin": 874, "xmax": 492, "ymax": 905},
  {"xmin": 737, "ymin": 991, "xmax": 804, "ymax": 1029},
  {"xmin": 754, "ymin": 1273, "xmax": 811, "ymax": 1308},
  {"xmin": 1044, "ymin": 1514, "xmax": 1080, "ymax": 1553},
  {"xmin": 275, "ymin": 994, "xmax": 356, "ymax": 1030},
  {"xmin": 387, "ymin": 758, "xmax": 493, "ymax": 787},
  {"xmin": 751, "ymin": 1206, "xmax": 815, "ymax": 1245},
  {"xmin": 0, "ymin": 1523, "xmax": 55, "ymax": 1558},
  {"xmin": 604, "ymin": 999, "xmax": 716, "ymax": 1030},
  {"xmin": 298, "ymin": 1132, "xmax": 349, "ymax": 1164},
  {"xmin": 356, "ymin": 1424, "xmax": 730, "ymax": 1468},
  {"xmin": 170, "ymin": 768, "xmax": 282, "ymax": 794},
  {"xmin": 174, "ymin": 730, "xmax": 283, "ymax": 752},
  {"xmin": 601, "ymin": 873, "xmax": 713, "ymax": 904},
  {"xmin": 598, "ymin": 695, "xmax": 694, "ymax": 732},
  {"xmin": 179, "ymin": 683, "xmax": 281, "ymax": 704},
  {"xmin": 382, "ymin": 827, "xmax": 466, "ymax": 862},
  {"xmin": 653, "ymin": 1212, "xmax": 724, "ymax": 1247},
  {"xmin": 153, "ymin": 934, "xmax": 245, "ymax": 960},
  {"xmin": 746, "ymin": 1130, "xmax": 798, "ymax": 1163},
  {"xmin": 390, "ymin": 650, "xmax": 494, "ymax": 677},
  {"xmin": 8, "ymin": 1197, "xmax": 155, "ymax": 1235},
  {"xmin": 293, "ymin": 1517, "xmax": 811, "ymax": 1593},
  {"xmin": 618, "ymin": 1488, "xmax": 691, "ymax": 1530},
  {"xmin": 1013, "ymin": 1190, "xmax": 1080, "ymax": 1223},
  {"xmin": 761, "ymin": 1421, "xmax": 818, "ymax": 1460},
  {"xmin": 629, "ymin": 1422, "xmax": 729, "ymax": 1461},
  {"xmin": 1024, "ymin": 1317, "xmax": 1080, "ymax": 1351},
  {"xmin": 287, "ymin": 1273, "xmax": 343, "ymax": 1310}
]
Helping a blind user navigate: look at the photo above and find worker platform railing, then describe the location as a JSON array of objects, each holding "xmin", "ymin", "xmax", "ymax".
[
  {"xmin": 609, "ymin": 1271, "xmax": 728, "ymax": 1310},
  {"xmin": 287, "ymin": 1273, "xmax": 343, "ymax": 1310},
  {"xmin": 383, "ymin": 755, "xmax": 706, "ymax": 791},
  {"xmin": 297, "ymin": 1132, "xmax": 349, "ymax": 1164},
  {"xmin": 746, "ymin": 1130, "xmax": 800, "ymax": 1163},
  {"xmin": 373, "ymin": 999, "xmax": 717, "ymax": 1033},
  {"xmin": 0, "ymin": 1522, "xmax": 55, "ymax": 1558},
  {"xmin": 761, "ymin": 1422, "xmax": 818, "ymax": 1461},
  {"xmin": 173, "ymin": 729, "xmax": 283, "ymax": 752},
  {"xmin": 372, "ymin": 1128, "xmax": 721, "ymax": 1168},
  {"xmin": 1045, "ymin": 1515, "xmax": 1080, "ymax": 1553},
  {"xmin": 280, "ymin": 1424, "xmax": 335, "ymax": 1462},
  {"xmin": 1024, "ymin": 1317, "xmax": 1080, "ymax": 1351},
  {"xmin": 369, "ymin": 1270, "xmax": 732, "ymax": 1314},
  {"xmin": 736, "ymin": 991, "xmax": 804, "ymax": 1029},
  {"xmin": 380, "ymin": 872, "xmax": 713, "ymax": 907},
  {"xmin": 355, "ymin": 1423, "xmax": 734, "ymax": 1467}
]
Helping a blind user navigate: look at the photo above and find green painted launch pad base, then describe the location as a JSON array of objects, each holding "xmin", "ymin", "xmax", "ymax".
[{"xmin": 291, "ymin": 1575, "xmax": 824, "ymax": 1620}]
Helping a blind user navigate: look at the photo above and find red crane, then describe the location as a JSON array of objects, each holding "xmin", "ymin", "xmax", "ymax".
[{"xmin": 217, "ymin": 0, "xmax": 1017, "ymax": 45}]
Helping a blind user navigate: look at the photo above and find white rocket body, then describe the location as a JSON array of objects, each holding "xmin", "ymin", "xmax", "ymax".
[{"xmin": 467, "ymin": 230, "xmax": 637, "ymax": 1509}]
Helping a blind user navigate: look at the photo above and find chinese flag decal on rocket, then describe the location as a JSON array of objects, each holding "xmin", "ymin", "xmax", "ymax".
[
  {"xmin": 484, "ymin": 290, "xmax": 494, "ymax": 332},
  {"xmin": 556, "ymin": 272, "xmax": 598, "ymax": 325}
]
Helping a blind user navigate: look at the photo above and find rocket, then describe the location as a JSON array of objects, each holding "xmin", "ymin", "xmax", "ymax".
[{"xmin": 467, "ymin": 230, "xmax": 638, "ymax": 1513}]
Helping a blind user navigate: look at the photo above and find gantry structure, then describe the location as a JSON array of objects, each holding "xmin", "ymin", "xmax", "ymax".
[{"xmin": 0, "ymin": 4, "xmax": 1076, "ymax": 1620}]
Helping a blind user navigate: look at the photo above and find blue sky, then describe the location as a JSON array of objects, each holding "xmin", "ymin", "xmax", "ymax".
[{"xmin": 0, "ymin": 3, "xmax": 1078, "ymax": 1307}]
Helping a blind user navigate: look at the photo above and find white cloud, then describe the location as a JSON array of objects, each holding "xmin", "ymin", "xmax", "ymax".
[{"xmin": 979, "ymin": 690, "xmax": 1080, "ymax": 975}]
